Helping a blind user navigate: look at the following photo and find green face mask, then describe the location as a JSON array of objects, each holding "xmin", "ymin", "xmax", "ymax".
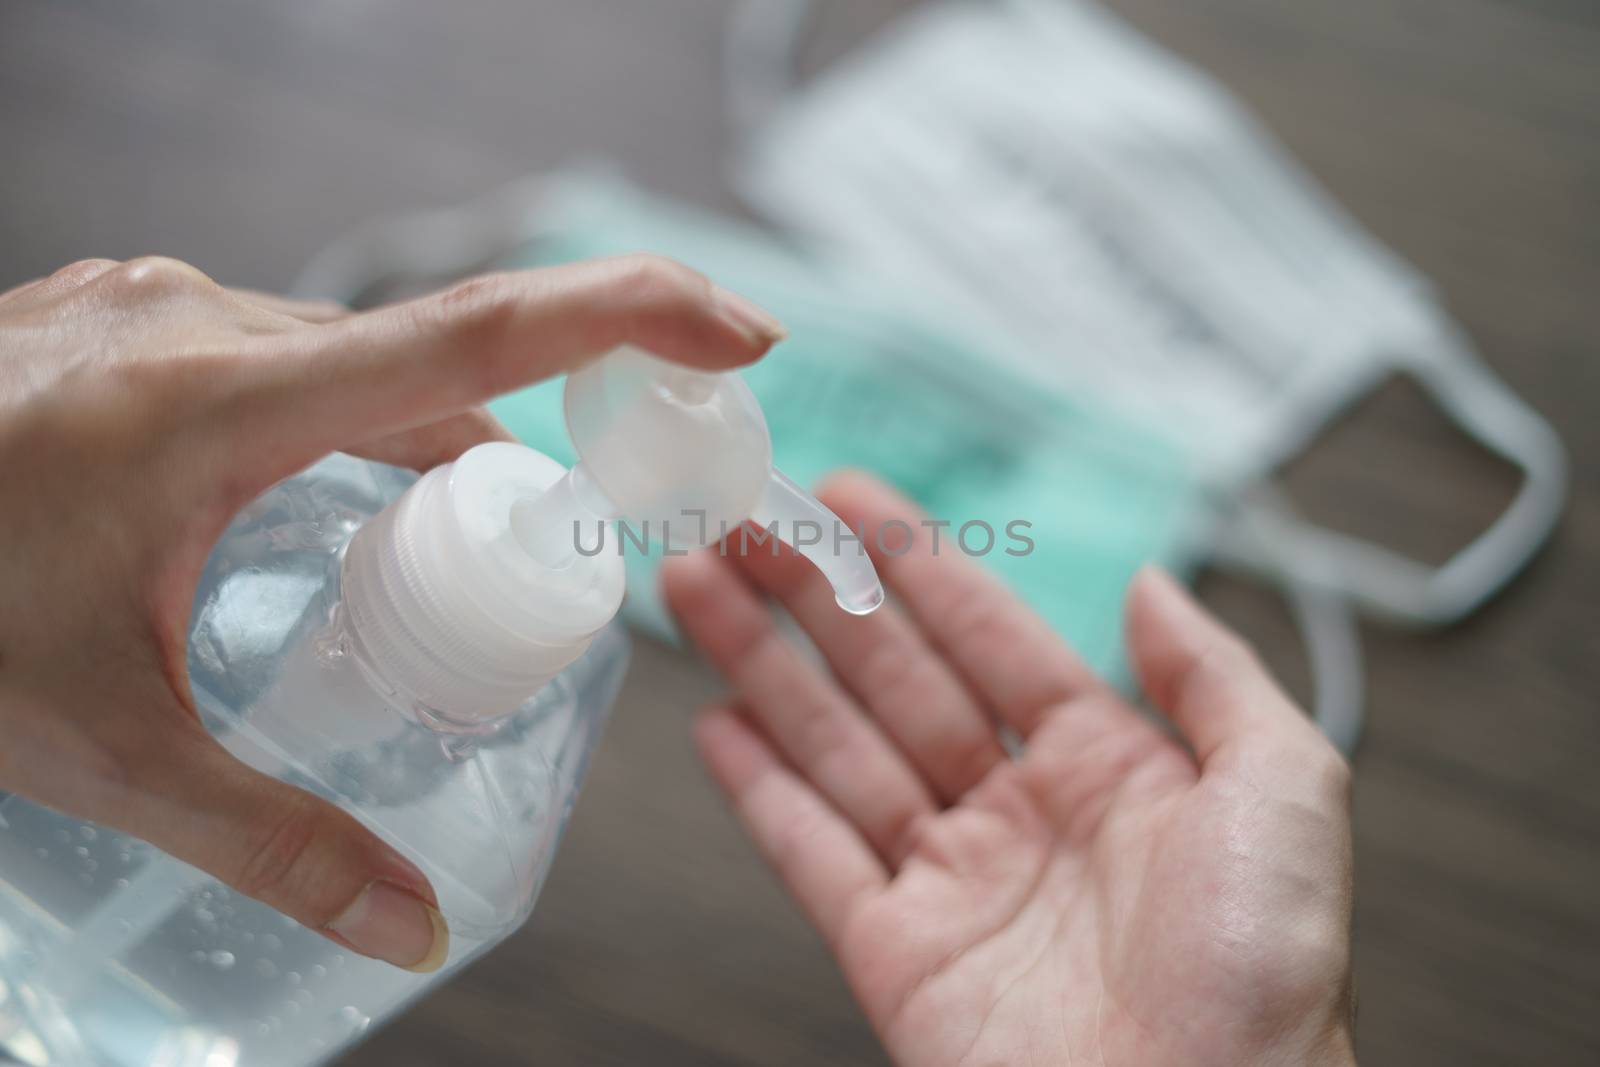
[{"xmin": 487, "ymin": 174, "xmax": 1207, "ymax": 685}]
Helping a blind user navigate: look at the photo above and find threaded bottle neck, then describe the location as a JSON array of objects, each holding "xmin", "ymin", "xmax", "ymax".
[{"xmin": 339, "ymin": 444, "xmax": 626, "ymax": 730}]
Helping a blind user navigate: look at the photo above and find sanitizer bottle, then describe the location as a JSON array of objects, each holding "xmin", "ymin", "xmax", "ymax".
[{"xmin": 0, "ymin": 346, "xmax": 882, "ymax": 1067}]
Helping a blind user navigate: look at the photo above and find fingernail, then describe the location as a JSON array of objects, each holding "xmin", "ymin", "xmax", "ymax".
[
  {"xmin": 712, "ymin": 284, "xmax": 787, "ymax": 345},
  {"xmin": 327, "ymin": 880, "xmax": 450, "ymax": 972}
]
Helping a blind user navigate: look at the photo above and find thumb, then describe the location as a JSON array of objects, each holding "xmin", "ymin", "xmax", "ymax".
[
  {"xmin": 1125, "ymin": 566, "xmax": 1342, "ymax": 781},
  {"xmin": 122, "ymin": 725, "xmax": 450, "ymax": 972}
]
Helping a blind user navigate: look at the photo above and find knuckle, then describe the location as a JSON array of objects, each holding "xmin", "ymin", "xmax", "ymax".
[
  {"xmin": 423, "ymin": 273, "xmax": 521, "ymax": 389},
  {"xmin": 939, "ymin": 590, "xmax": 1004, "ymax": 649},
  {"xmin": 608, "ymin": 253, "xmax": 710, "ymax": 315},
  {"xmin": 49, "ymin": 257, "xmax": 120, "ymax": 289},
  {"xmin": 103, "ymin": 255, "xmax": 215, "ymax": 300},
  {"xmin": 794, "ymin": 702, "xmax": 852, "ymax": 773},
  {"xmin": 233, "ymin": 794, "xmax": 326, "ymax": 905},
  {"xmin": 435, "ymin": 271, "xmax": 514, "ymax": 319},
  {"xmin": 857, "ymin": 637, "xmax": 923, "ymax": 705},
  {"xmin": 1181, "ymin": 630, "xmax": 1261, "ymax": 706},
  {"xmin": 770, "ymin": 808, "xmax": 826, "ymax": 872}
]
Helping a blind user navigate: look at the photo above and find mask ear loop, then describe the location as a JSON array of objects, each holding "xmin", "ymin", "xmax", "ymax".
[
  {"xmin": 1211, "ymin": 486, "xmax": 1366, "ymax": 754},
  {"xmin": 1219, "ymin": 329, "xmax": 1567, "ymax": 628},
  {"xmin": 1017, "ymin": 0, "xmax": 1567, "ymax": 625}
]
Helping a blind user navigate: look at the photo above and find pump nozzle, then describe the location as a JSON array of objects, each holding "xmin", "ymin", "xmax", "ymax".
[
  {"xmin": 510, "ymin": 346, "xmax": 884, "ymax": 613},
  {"xmin": 750, "ymin": 469, "xmax": 885, "ymax": 615}
]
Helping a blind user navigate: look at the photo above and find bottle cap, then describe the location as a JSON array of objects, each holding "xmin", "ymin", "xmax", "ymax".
[{"xmin": 342, "ymin": 442, "xmax": 625, "ymax": 729}]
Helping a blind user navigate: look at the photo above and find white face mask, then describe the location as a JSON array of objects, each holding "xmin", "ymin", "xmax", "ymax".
[
  {"xmin": 734, "ymin": 0, "xmax": 1566, "ymax": 631},
  {"xmin": 290, "ymin": 0, "xmax": 1564, "ymax": 752}
]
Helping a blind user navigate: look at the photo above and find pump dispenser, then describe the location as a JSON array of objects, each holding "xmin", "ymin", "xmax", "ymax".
[
  {"xmin": 0, "ymin": 345, "xmax": 883, "ymax": 1067},
  {"xmin": 513, "ymin": 345, "xmax": 886, "ymax": 614},
  {"xmin": 345, "ymin": 347, "xmax": 884, "ymax": 734}
]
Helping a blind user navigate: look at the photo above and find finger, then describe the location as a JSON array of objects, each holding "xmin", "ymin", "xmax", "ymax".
[
  {"xmin": 225, "ymin": 286, "xmax": 503, "ymax": 471},
  {"xmin": 114, "ymin": 723, "xmax": 450, "ymax": 972},
  {"xmin": 346, "ymin": 406, "xmax": 517, "ymax": 471},
  {"xmin": 730, "ymin": 537, "xmax": 1006, "ymax": 802},
  {"xmin": 229, "ymin": 288, "xmax": 351, "ymax": 324},
  {"xmin": 231, "ymin": 254, "xmax": 785, "ymax": 464},
  {"xmin": 1125, "ymin": 566, "xmax": 1332, "ymax": 768},
  {"xmin": 695, "ymin": 704, "xmax": 886, "ymax": 950},
  {"xmin": 0, "ymin": 276, "xmax": 42, "ymax": 303},
  {"xmin": 0, "ymin": 258, "xmax": 120, "ymax": 307},
  {"xmin": 663, "ymin": 549, "xmax": 936, "ymax": 865},
  {"xmin": 817, "ymin": 471, "xmax": 1103, "ymax": 738}
]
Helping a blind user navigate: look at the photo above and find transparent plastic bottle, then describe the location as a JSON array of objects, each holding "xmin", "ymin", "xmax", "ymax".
[
  {"xmin": 0, "ymin": 446, "xmax": 630, "ymax": 1067},
  {"xmin": 0, "ymin": 347, "xmax": 883, "ymax": 1067}
]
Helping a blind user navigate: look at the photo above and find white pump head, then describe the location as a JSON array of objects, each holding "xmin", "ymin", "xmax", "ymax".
[
  {"xmin": 341, "ymin": 347, "xmax": 883, "ymax": 732},
  {"xmin": 512, "ymin": 346, "xmax": 886, "ymax": 615}
]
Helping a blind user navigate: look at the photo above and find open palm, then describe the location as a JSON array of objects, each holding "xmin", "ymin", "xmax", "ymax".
[{"xmin": 664, "ymin": 473, "xmax": 1355, "ymax": 1067}]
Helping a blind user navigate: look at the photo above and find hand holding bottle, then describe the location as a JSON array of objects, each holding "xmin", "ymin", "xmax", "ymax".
[
  {"xmin": 665, "ymin": 474, "xmax": 1357, "ymax": 1067},
  {"xmin": 0, "ymin": 254, "xmax": 783, "ymax": 970}
]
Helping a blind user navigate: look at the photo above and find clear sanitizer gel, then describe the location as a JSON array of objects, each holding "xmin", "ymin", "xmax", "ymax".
[{"xmin": 0, "ymin": 346, "xmax": 882, "ymax": 1067}]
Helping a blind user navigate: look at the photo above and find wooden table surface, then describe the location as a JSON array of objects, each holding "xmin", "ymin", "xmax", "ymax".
[{"xmin": 2, "ymin": 1, "xmax": 1595, "ymax": 1064}]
